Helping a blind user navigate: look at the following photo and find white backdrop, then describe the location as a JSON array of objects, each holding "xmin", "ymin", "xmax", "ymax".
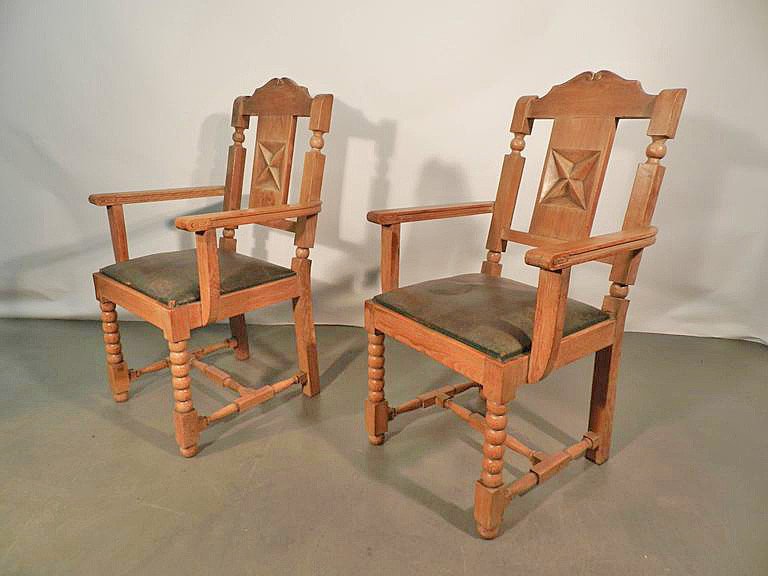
[{"xmin": 1, "ymin": 0, "xmax": 766, "ymax": 343}]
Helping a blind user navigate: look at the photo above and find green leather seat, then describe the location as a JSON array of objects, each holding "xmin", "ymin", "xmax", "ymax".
[
  {"xmin": 100, "ymin": 250, "xmax": 295, "ymax": 306},
  {"xmin": 373, "ymin": 273, "xmax": 609, "ymax": 362}
]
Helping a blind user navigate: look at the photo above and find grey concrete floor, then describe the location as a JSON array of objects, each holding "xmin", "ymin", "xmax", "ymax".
[{"xmin": 0, "ymin": 319, "xmax": 766, "ymax": 575}]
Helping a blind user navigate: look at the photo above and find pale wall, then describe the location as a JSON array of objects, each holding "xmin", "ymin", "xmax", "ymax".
[{"xmin": 1, "ymin": 0, "xmax": 766, "ymax": 343}]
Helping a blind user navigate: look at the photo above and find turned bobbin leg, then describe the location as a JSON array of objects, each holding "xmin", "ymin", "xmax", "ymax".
[
  {"xmin": 167, "ymin": 339, "xmax": 200, "ymax": 457},
  {"xmin": 474, "ymin": 399, "xmax": 508, "ymax": 539},
  {"xmin": 365, "ymin": 330, "xmax": 388, "ymax": 445},
  {"xmin": 99, "ymin": 300, "xmax": 130, "ymax": 402},
  {"xmin": 229, "ymin": 315, "xmax": 250, "ymax": 361}
]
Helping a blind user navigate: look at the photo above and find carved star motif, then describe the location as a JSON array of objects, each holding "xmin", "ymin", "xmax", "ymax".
[
  {"xmin": 540, "ymin": 149, "xmax": 600, "ymax": 210},
  {"xmin": 254, "ymin": 141, "xmax": 286, "ymax": 191}
]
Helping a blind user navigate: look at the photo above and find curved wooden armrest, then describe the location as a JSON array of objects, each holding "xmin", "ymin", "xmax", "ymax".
[
  {"xmin": 525, "ymin": 227, "xmax": 657, "ymax": 271},
  {"xmin": 88, "ymin": 186, "xmax": 225, "ymax": 206},
  {"xmin": 367, "ymin": 201, "xmax": 494, "ymax": 225},
  {"xmin": 175, "ymin": 202, "xmax": 322, "ymax": 232},
  {"xmin": 525, "ymin": 227, "xmax": 656, "ymax": 383}
]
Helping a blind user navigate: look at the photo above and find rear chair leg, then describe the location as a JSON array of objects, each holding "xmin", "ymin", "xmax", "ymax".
[
  {"xmin": 99, "ymin": 300, "xmax": 129, "ymax": 402},
  {"xmin": 167, "ymin": 339, "xmax": 200, "ymax": 457},
  {"xmin": 229, "ymin": 314, "xmax": 250, "ymax": 360},
  {"xmin": 365, "ymin": 330, "xmax": 388, "ymax": 445},
  {"xmin": 474, "ymin": 399, "xmax": 508, "ymax": 539},
  {"xmin": 587, "ymin": 342, "xmax": 622, "ymax": 464},
  {"xmin": 291, "ymin": 260, "xmax": 320, "ymax": 397}
]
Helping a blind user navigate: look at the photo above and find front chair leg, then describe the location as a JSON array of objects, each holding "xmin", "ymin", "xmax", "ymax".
[
  {"xmin": 365, "ymin": 330, "xmax": 388, "ymax": 445},
  {"xmin": 167, "ymin": 339, "xmax": 200, "ymax": 457},
  {"xmin": 474, "ymin": 399, "xmax": 508, "ymax": 539},
  {"xmin": 99, "ymin": 300, "xmax": 130, "ymax": 402}
]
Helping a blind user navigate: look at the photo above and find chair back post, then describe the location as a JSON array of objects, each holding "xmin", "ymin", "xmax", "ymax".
[
  {"xmin": 220, "ymin": 102, "xmax": 250, "ymax": 252},
  {"xmin": 608, "ymin": 88, "xmax": 686, "ymax": 297},
  {"xmin": 483, "ymin": 72, "xmax": 686, "ymax": 298},
  {"xmin": 217, "ymin": 78, "xmax": 333, "ymax": 256},
  {"xmin": 483, "ymin": 96, "xmax": 535, "ymax": 276},
  {"xmin": 479, "ymin": 72, "xmax": 686, "ymax": 382}
]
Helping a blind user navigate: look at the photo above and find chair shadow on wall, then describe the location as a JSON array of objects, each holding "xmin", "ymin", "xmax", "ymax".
[
  {"xmin": 633, "ymin": 114, "xmax": 768, "ymax": 328},
  {"xmin": 606, "ymin": 113, "xmax": 768, "ymax": 447}
]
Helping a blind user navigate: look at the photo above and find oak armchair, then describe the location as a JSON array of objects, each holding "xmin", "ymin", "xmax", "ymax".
[
  {"xmin": 364, "ymin": 71, "xmax": 685, "ymax": 538},
  {"xmin": 90, "ymin": 78, "xmax": 333, "ymax": 457}
]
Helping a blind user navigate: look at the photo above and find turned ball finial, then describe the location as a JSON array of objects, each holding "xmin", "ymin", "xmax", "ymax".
[
  {"xmin": 487, "ymin": 250, "xmax": 501, "ymax": 263},
  {"xmin": 295, "ymin": 247, "xmax": 310, "ymax": 259},
  {"xmin": 510, "ymin": 133, "xmax": 526, "ymax": 153},
  {"xmin": 310, "ymin": 131, "xmax": 324, "ymax": 150},
  {"xmin": 610, "ymin": 282, "xmax": 629, "ymax": 299},
  {"xmin": 646, "ymin": 137, "xmax": 667, "ymax": 162},
  {"xmin": 232, "ymin": 127, "xmax": 245, "ymax": 144}
]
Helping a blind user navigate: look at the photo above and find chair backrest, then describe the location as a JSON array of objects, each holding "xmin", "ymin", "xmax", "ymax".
[
  {"xmin": 221, "ymin": 78, "xmax": 333, "ymax": 251},
  {"xmin": 484, "ymin": 71, "xmax": 685, "ymax": 285}
]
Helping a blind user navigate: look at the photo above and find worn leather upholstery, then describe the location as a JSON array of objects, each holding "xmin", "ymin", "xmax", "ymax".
[
  {"xmin": 373, "ymin": 273, "xmax": 609, "ymax": 362},
  {"xmin": 100, "ymin": 250, "xmax": 296, "ymax": 306}
]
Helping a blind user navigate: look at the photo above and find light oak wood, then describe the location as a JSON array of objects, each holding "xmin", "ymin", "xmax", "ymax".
[
  {"xmin": 364, "ymin": 71, "xmax": 686, "ymax": 538},
  {"xmin": 168, "ymin": 339, "xmax": 199, "ymax": 458},
  {"xmin": 99, "ymin": 300, "xmax": 129, "ymax": 402},
  {"xmin": 365, "ymin": 330, "xmax": 388, "ymax": 445},
  {"xmin": 106, "ymin": 205, "xmax": 129, "ymax": 262},
  {"xmin": 367, "ymin": 201, "xmax": 494, "ymax": 225},
  {"xmin": 175, "ymin": 201, "xmax": 321, "ymax": 232},
  {"xmin": 525, "ymin": 227, "xmax": 656, "ymax": 271},
  {"xmin": 195, "ymin": 229, "xmax": 220, "ymax": 326},
  {"xmin": 528, "ymin": 268, "xmax": 570, "ymax": 383},
  {"xmin": 228, "ymin": 315, "xmax": 250, "ymax": 360},
  {"xmin": 89, "ymin": 186, "xmax": 225, "ymax": 206},
  {"xmin": 292, "ymin": 248, "xmax": 320, "ymax": 396},
  {"xmin": 90, "ymin": 78, "xmax": 333, "ymax": 456},
  {"xmin": 587, "ymin": 293, "xmax": 629, "ymax": 464},
  {"xmin": 249, "ymin": 114, "xmax": 297, "ymax": 207},
  {"xmin": 380, "ymin": 224, "xmax": 400, "ymax": 291}
]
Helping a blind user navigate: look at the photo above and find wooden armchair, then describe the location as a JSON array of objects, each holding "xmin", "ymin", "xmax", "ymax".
[
  {"xmin": 364, "ymin": 71, "xmax": 685, "ymax": 538},
  {"xmin": 90, "ymin": 78, "xmax": 333, "ymax": 457}
]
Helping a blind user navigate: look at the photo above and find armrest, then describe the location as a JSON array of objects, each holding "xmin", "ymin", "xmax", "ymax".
[
  {"xmin": 367, "ymin": 202, "xmax": 493, "ymax": 292},
  {"xmin": 367, "ymin": 201, "xmax": 494, "ymax": 225},
  {"xmin": 88, "ymin": 186, "xmax": 225, "ymax": 206},
  {"xmin": 525, "ymin": 227, "xmax": 657, "ymax": 271},
  {"xmin": 175, "ymin": 201, "xmax": 322, "ymax": 232}
]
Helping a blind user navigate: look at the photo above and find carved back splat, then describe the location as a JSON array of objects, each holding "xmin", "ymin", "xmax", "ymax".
[
  {"xmin": 485, "ymin": 71, "xmax": 686, "ymax": 283},
  {"xmin": 221, "ymin": 78, "xmax": 333, "ymax": 252}
]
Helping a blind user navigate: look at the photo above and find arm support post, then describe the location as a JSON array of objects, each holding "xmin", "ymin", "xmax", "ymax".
[
  {"xmin": 525, "ymin": 227, "xmax": 657, "ymax": 383},
  {"xmin": 368, "ymin": 202, "xmax": 494, "ymax": 293},
  {"xmin": 195, "ymin": 229, "xmax": 221, "ymax": 326},
  {"xmin": 90, "ymin": 185, "xmax": 227, "ymax": 264}
]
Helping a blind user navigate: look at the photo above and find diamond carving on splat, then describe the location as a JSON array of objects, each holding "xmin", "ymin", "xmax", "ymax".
[
  {"xmin": 540, "ymin": 149, "xmax": 601, "ymax": 210},
  {"xmin": 254, "ymin": 141, "xmax": 286, "ymax": 192}
]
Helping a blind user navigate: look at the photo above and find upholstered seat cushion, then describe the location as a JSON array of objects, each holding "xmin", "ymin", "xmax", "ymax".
[
  {"xmin": 373, "ymin": 273, "xmax": 609, "ymax": 362},
  {"xmin": 100, "ymin": 250, "xmax": 296, "ymax": 306}
]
